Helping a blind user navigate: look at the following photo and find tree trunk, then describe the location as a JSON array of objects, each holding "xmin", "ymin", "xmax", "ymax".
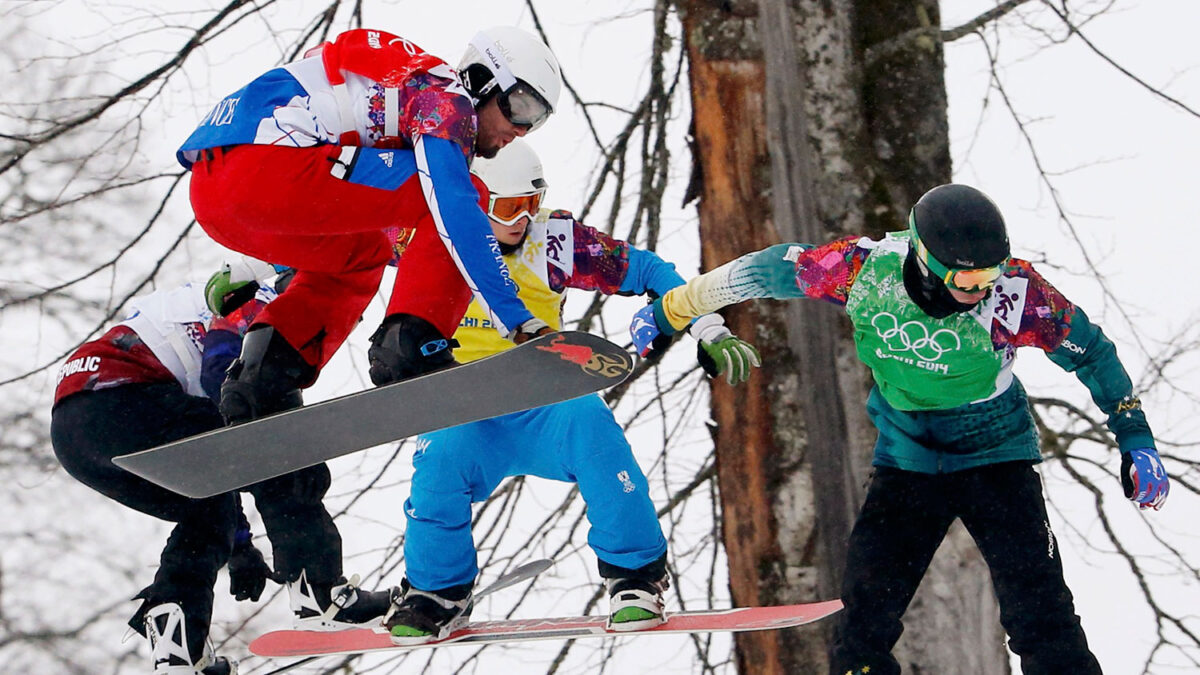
[{"xmin": 681, "ymin": 0, "xmax": 1009, "ymax": 672}]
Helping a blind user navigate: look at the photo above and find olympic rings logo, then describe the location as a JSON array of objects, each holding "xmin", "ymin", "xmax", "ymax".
[{"xmin": 870, "ymin": 312, "xmax": 962, "ymax": 362}]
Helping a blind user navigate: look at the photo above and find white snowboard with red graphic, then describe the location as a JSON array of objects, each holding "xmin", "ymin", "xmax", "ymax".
[{"xmin": 250, "ymin": 601, "xmax": 843, "ymax": 659}]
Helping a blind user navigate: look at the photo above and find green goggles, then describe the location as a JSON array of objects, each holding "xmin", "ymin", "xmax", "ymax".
[{"xmin": 909, "ymin": 218, "xmax": 1004, "ymax": 293}]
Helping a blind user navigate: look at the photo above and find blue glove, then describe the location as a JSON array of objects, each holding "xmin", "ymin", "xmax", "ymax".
[
  {"xmin": 631, "ymin": 300, "xmax": 673, "ymax": 357},
  {"xmin": 1121, "ymin": 447, "xmax": 1169, "ymax": 510}
]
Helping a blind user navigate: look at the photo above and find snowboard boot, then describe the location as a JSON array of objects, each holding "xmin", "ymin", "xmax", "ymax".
[
  {"xmin": 367, "ymin": 313, "xmax": 459, "ymax": 386},
  {"xmin": 219, "ymin": 326, "xmax": 315, "ymax": 425},
  {"xmin": 144, "ymin": 602, "xmax": 237, "ymax": 675},
  {"xmin": 288, "ymin": 569, "xmax": 397, "ymax": 632},
  {"xmin": 605, "ymin": 573, "xmax": 670, "ymax": 632},
  {"xmin": 384, "ymin": 578, "xmax": 473, "ymax": 645}
]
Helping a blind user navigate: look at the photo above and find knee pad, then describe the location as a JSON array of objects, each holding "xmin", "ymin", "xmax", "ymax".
[
  {"xmin": 219, "ymin": 326, "xmax": 315, "ymax": 425},
  {"xmin": 368, "ymin": 314, "xmax": 458, "ymax": 386}
]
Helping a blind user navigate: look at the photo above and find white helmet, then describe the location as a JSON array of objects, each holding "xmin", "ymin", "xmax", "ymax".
[
  {"xmin": 459, "ymin": 26, "xmax": 562, "ymax": 131},
  {"xmin": 470, "ymin": 139, "xmax": 547, "ymax": 226}
]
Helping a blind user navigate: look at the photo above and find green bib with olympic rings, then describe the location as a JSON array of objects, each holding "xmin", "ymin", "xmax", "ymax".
[{"xmin": 845, "ymin": 232, "xmax": 1004, "ymax": 411}]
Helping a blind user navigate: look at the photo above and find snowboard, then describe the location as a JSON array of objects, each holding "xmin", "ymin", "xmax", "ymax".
[
  {"xmin": 249, "ymin": 601, "xmax": 843, "ymax": 658},
  {"xmin": 113, "ymin": 331, "xmax": 632, "ymax": 498}
]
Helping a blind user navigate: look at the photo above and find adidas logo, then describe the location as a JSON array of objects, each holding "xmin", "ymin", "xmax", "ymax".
[{"xmin": 380, "ymin": 151, "xmax": 394, "ymax": 168}]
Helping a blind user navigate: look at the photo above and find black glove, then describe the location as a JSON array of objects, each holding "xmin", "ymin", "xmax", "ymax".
[{"xmin": 228, "ymin": 539, "xmax": 273, "ymax": 602}]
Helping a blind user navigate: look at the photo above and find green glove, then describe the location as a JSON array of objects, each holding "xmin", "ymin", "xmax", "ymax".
[{"xmin": 690, "ymin": 314, "xmax": 762, "ymax": 385}]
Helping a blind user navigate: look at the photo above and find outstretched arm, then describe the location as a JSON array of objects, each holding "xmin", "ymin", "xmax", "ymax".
[
  {"xmin": 656, "ymin": 243, "xmax": 811, "ymax": 332},
  {"xmin": 549, "ymin": 215, "xmax": 685, "ymax": 297},
  {"xmin": 1045, "ymin": 307, "xmax": 1168, "ymax": 509},
  {"xmin": 630, "ymin": 241, "xmax": 837, "ymax": 357},
  {"xmin": 557, "ymin": 216, "xmax": 761, "ymax": 381}
]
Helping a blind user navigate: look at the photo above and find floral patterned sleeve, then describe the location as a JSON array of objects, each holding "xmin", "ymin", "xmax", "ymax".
[
  {"xmin": 375, "ymin": 72, "xmax": 477, "ymax": 158},
  {"xmin": 550, "ymin": 212, "xmax": 631, "ymax": 294},
  {"xmin": 992, "ymin": 259, "xmax": 1076, "ymax": 351},
  {"xmin": 793, "ymin": 235, "xmax": 871, "ymax": 306},
  {"xmin": 210, "ymin": 297, "xmax": 268, "ymax": 336},
  {"xmin": 1002, "ymin": 259, "xmax": 1155, "ymax": 451}
]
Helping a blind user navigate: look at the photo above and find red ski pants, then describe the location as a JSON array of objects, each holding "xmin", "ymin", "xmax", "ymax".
[{"xmin": 190, "ymin": 144, "xmax": 475, "ymax": 370}]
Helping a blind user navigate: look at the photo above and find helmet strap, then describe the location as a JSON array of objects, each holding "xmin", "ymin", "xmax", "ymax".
[{"xmin": 460, "ymin": 63, "xmax": 499, "ymax": 109}]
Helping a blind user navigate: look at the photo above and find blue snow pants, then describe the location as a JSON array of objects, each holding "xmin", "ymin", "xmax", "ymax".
[{"xmin": 403, "ymin": 394, "xmax": 667, "ymax": 591}]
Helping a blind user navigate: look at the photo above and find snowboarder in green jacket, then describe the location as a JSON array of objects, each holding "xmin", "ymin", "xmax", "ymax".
[{"xmin": 630, "ymin": 183, "xmax": 1169, "ymax": 675}]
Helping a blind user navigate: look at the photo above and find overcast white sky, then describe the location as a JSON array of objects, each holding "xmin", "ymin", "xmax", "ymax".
[{"xmin": 7, "ymin": 1, "xmax": 1199, "ymax": 673}]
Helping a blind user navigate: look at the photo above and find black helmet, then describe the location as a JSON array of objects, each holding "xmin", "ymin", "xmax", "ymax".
[{"xmin": 909, "ymin": 184, "xmax": 1009, "ymax": 269}]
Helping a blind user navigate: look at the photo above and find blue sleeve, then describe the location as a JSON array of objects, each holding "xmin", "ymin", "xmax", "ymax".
[
  {"xmin": 618, "ymin": 247, "xmax": 687, "ymax": 299},
  {"xmin": 416, "ymin": 135, "xmax": 533, "ymax": 335},
  {"xmin": 201, "ymin": 330, "xmax": 243, "ymax": 403},
  {"xmin": 1046, "ymin": 307, "xmax": 1155, "ymax": 452}
]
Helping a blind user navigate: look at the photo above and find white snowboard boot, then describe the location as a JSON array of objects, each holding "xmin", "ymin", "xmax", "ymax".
[
  {"xmin": 144, "ymin": 602, "xmax": 236, "ymax": 675},
  {"xmin": 288, "ymin": 570, "xmax": 395, "ymax": 631},
  {"xmin": 605, "ymin": 574, "xmax": 670, "ymax": 632}
]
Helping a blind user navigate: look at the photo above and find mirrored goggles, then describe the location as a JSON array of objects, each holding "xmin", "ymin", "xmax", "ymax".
[
  {"xmin": 498, "ymin": 83, "xmax": 553, "ymax": 131},
  {"xmin": 912, "ymin": 234, "xmax": 1003, "ymax": 293},
  {"xmin": 487, "ymin": 189, "xmax": 545, "ymax": 226}
]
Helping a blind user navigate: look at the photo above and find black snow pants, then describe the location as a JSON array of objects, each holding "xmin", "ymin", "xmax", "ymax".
[
  {"xmin": 51, "ymin": 382, "xmax": 343, "ymax": 659},
  {"xmin": 829, "ymin": 461, "xmax": 1102, "ymax": 675},
  {"xmin": 52, "ymin": 383, "xmax": 236, "ymax": 660}
]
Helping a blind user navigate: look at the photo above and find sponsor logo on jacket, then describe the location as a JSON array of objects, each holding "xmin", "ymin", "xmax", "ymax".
[
  {"xmin": 57, "ymin": 355, "xmax": 101, "ymax": 384},
  {"xmin": 1060, "ymin": 338, "xmax": 1085, "ymax": 355},
  {"xmin": 487, "ymin": 235, "xmax": 517, "ymax": 288},
  {"xmin": 202, "ymin": 97, "xmax": 240, "ymax": 127}
]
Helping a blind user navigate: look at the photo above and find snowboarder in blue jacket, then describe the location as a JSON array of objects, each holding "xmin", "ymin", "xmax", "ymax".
[{"xmin": 383, "ymin": 139, "xmax": 761, "ymax": 644}]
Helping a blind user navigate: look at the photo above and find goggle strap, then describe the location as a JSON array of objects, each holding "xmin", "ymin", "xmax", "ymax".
[{"xmin": 470, "ymin": 32, "xmax": 518, "ymax": 91}]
